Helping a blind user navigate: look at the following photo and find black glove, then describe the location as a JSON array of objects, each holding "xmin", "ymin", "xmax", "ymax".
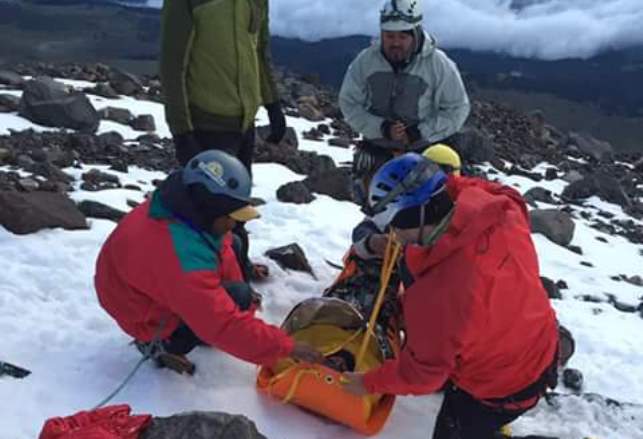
[
  {"xmin": 264, "ymin": 102, "xmax": 287, "ymax": 144},
  {"xmin": 381, "ymin": 120, "xmax": 394, "ymax": 140},
  {"xmin": 173, "ymin": 131, "xmax": 202, "ymax": 167},
  {"xmin": 405, "ymin": 124, "xmax": 422, "ymax": 144}
]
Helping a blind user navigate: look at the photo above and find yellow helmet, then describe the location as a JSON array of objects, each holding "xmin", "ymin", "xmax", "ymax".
[{"xmin": 422, "ymin": 143, "xmax": 462, "ymax": 176}]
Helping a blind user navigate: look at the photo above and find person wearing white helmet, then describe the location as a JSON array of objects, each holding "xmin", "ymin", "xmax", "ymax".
[{"xmin": 341, "ymin": 0, "xmax": 470, "ymax": 211}]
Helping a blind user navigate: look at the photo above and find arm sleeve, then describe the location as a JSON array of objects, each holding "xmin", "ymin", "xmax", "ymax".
[
  {"xmin": 418, "ymin": 54, "xmax": 470, "ymax": 143},
  {"xmin": 167, "ymin": 271, "xmax": 294, "ymax": 366},
  {"xmin": 363, "ymin": 252, "xmax": 476, "ymax": 395},
  {"xmin": 160, "ymin": 0, "xmax": 195, "ymax": 136},
  {"xmin": 257, "ymin": 0, "xmax": 279, "ymax": 105},
  {"xmin": 339, "ymin": 55, "xmax": 386, "ymax": 139}
]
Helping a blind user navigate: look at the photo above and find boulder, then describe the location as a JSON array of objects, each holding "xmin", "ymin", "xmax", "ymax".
[
  {"xmin": 0, "ymin": 94, "xmax": 20, "ymax": 112},
  {"xmin": 562, "ymin": 173, "xmax": 631, "ymax": 209},
  {"xmin": 77, "ymin": 200, "xmax": 126, "ymax": 222},
  {"xmin": 129, "ymin": 114, "xmax": 156, "ymax": 132},
  {"xmin": 98, "ymin": 107, "xmax": 134, "ymax": 125},
  {"xmin": 303, "ymin": 167, "xmax": 352, "ymax": 202},
  {"xmin": 276, "ymin": 181, "xmax": 315, "ymax": 204},
  {"xmin": 140, "ymin": 412, "xmax": 267, "ymax": 439},
  {"xmin": 19, "ymin": 77, "xmax": 99, "ymax": 133},
  {"xmin": 265, "ymin": 243, "xmax": 315, "ymax": 278},
  {"xmin": 0, "ymin": 70, "xmax": 24, "ymax": 87},
  {"xmin": 86, "ymin": 82, "xmax": 120, "ymax": 99},
  {"xmin": 0, "ymin": 191, "xmax": 88, "ymax": 234},
  {"xmin": 540, "ymin": 276, "xmax": 562, "ymax": 299},
  {"xmin": 567, "ymin": 132, "xmax": 614, "ymax": 162},
  {"xmin": 108, "ymin": 69, "xmax": 144, "ymax": 96},
  {"xmin": 449, "ymin": 126, "xmax": 496, "ymax": 164},
  {"xmin": 530, "ymin": 209, "xmax": 575, "ymax": 247},
  {"xmin": 523, "ymin": 187, "xmax": 557, "ymax": 206},
  {"xmin": 296, "ymin": 96, "xmax": 325, "ymax": 122}
]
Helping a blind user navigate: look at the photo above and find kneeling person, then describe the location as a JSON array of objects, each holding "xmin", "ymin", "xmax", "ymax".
[{"xmin": 95, "ymin": 151, "xmax": 320, "ymax": 373}]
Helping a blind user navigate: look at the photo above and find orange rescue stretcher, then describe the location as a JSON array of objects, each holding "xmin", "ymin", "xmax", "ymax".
[{"xmin": 257, "ymin": 235, "xmax": 401, "ymax": 435}]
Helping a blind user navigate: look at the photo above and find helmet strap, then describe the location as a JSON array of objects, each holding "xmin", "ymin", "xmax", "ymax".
[
  {"xmin": 416, "ymin": 202, "xmax": 426, "ymax": 244},
  {"xmin": 419, "ymin": 207, "xmax": 455, "ymax": 247}
]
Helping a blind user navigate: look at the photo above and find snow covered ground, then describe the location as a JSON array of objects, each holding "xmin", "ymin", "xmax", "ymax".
[{"xmin": 1, "ymin": 81, "xmax": 642, "ymax": 439}]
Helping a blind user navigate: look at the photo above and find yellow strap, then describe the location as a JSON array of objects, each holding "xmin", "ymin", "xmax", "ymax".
[{"xmin": 356, "ymin": 232, "xmax": 401, "ymax": 370}]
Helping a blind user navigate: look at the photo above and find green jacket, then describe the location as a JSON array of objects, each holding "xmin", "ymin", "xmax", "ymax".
[{"xmin": 160, "ymin": 0, "xmax": 279, "ymax": 135}]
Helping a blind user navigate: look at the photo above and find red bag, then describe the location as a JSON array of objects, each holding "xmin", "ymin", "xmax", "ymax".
[{"xmin": 39, "ymin": 405, "xmax": 151, "ymax": 439}]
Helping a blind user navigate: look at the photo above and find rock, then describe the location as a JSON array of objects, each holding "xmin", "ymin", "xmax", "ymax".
[
  {"xmin": 98, "ymin": 106, "xmax": 133, "ymax": 125},
  {"xmin": 108, "ymin": 69, "xmax": 143, "ymax": 96},
  {"xmin": 541, "ymin": 276, "xmax": 562, "ymax": 299},
  {"xmin": 296, "ymin": 96, "xmax": 325, "ymax": 122},
  {"xmin": 98, "ymin": 131, "xmax": 125, "ymax": 150},
  {"xmin": 130, "ymin": 114, "xmax": 156, "ymax": 132},
  {"xmin": 606, "ymin": 294, "xmax": 638, "ymax": 313},
  {"xmin": 561, "ymin": 170, "xmax": 584, "ymax": 183},
  {"xmin": 566, "ymin": 244, "xmax": 583, "ymax": 255},
  {"xmin": 595, "ymin": 236, "xmax": 608, "ymax": 243},
  {"xmin": 17, "ymin": 178, "xmax": 39, "ymax": 192},
  {"xmin": 256, "ymin": 125, "xmax": 298, "ymax": 149},
  {"xmin": 523, "ymin": 187, "xmax": 556, "ymax": 205},
  {"xmin": 77, "ymin": 200, "xmax": 125, "ymax": 222},
  {"xmin": 580, "ymin": 261, "xmax": 594, "ymax": 267},
  {"xmin": 624, "ymin": 275, "xmax": 643, "ymax": 287},
  {"xmin": 265, "ymin": 243, "xmax": 315, "ymax": 278},
  {"xmin": 0, "ymin": 147, "xmax": 12, "ymax": 163},
  {"xmin": 140, "ymin": 412, "xmax": 267, "ymax": 439},
  {"xmin": 562, "ymin": 368, "xmax": 584, "ymax": 392},
  {"xmin": 0, "ymin": 94, "xmax": 20, "ymax": 112},
  {"xmin": 25, "ymin": 162, "xmax": 74, "ymax": 184},
  {"xmin": 303, "ymin": 167, "xmax": 353, "ymax": 202},
  {"xmin": 276, "ymin": 181, "xmax": 315, "ymax": 204},
  {"xmin": 562, "ymin": 173, "xmax": 631, "ymax": 209},
  {"xmin": 450, "ymin": 126, "xmax": 496, "ymax": 164},
  {"xmin": 567, "ymin": 132, "xmax": 614, "ymax": 162},
  {"xmin": 19, "ymin": 77, "xmax": 99, "ymax": 134},
  {"xmin": 328, "ymin": 137, "xmax": 352, "ymax": 148},
  {"xmin": 544, "ymin": 167, "xmax": 558, "ymax": 181},
  {"xmin": 530, "ymin": 209, "xmax": 575, "ymax": 247},
  {"xmin": 317, "ymin": 124, "xmax": 331, "ymax": 135},
  {"xmin": 81, "ymin": 169, "xmax": 121, "ymax": 191},
  {"xmin": 86, "ymin": 82, "xmax": 119, "ymax": 99},
  {"xmin": 0, "ymin": 70, "xmax": 24, "ymax": 87},
  {"xmin": 0, "ymin": 191, "xmax": 88, "ymax": 234},
  {"xmin": 506, "ymin": 165, "xmax": 543, "ymax": 182},
  {"xmin": 556, "ymin": 279, "xmax": 569, "ymax": 290}
]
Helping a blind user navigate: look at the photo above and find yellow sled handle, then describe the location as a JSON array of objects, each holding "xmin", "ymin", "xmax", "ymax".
[{"xmin": 356, "ymin": 232, "xmax": 401, "ymax": 370}]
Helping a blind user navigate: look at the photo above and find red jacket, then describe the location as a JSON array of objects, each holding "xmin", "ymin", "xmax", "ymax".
[
  {"xmin": 95, "ymin": 192, "xmax": 294, "ymax": 366},
  {"xmin": 364, "ymin": 176, "xmax": 558, "ymax": 400}
]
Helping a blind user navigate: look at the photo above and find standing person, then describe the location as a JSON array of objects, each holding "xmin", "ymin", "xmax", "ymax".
[
  {"xmin": 160, "ymin": 0, "xmax": 286, "ymax": 281},
  {"xmin": 160, "ymin": 0, "xmax": 287, "ymax": 169},
  {"xmin": 340, "ymin": 0, "xmax": 470, "ymax": 208},
  {"xmin": 342, "ymin": 153, "xmax": 560, "ymax": 439},
  {"xmin": 95, "ymin": 151, "xmax": 321, "ymax": 374}
]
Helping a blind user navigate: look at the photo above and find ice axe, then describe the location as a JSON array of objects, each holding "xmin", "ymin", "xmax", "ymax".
[{"xmin": 0, "ymin": 361, "xmax": 31, "ymax": 379}]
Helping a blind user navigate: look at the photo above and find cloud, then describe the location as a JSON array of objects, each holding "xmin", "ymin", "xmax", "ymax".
[{"xmin": 150, "ymin": 0, "xmax": 643, "ymax": 59}]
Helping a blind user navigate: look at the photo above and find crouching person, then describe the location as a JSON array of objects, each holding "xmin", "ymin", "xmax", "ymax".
[
  {"xmin": 95, "ymin": 150, "xmax": 321, "ymax": 374},
  {"xmin": 342, "ymin": 153, "xmax": 559, "ymax": 438}
]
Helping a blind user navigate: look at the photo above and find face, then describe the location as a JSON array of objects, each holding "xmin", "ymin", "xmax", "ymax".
[
  {"xmin": 211, "ymin": 216, "xmax": 237, "ymax": 235},
  {"xmin": 381, "ymin": 31, "xmax": 415, "ymax": 63},
  {"xmin": 392, "ymin": 224, "xmax": 436, "ymax": 245}
]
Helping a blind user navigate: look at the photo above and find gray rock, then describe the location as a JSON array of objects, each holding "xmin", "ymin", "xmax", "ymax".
[
  {"xmin": 87, "ymin": 82, "xmax": 120, "ymax": 99},
  {"xmin": 0, "ymin": 70, "xmax": 24, "ymax": 87},
  {"xmin": 296, "ymin": 96, "xmax": 325, "ymax": 122},
  {"xmin": 98, "ymin": 106, "xmax": 134, "ymax": 125},
  {"xmin": 541, "ymin": 276, "xmax": 562, "ymax": 299},
  {"xmin": 562, "ymin": 170, "xmax": 584, "ymax": 183},
  {"xmin": 303, "ymin": 167, "xmax": 352, "ymax": 202},
  {"xmin": 140, "ymin": 412, "xmax": 267, "ymax": 439},
  {"xmin": 108, "ymin": 69, "xmax": 143, "ymax": 96},
  {"xmin": 530, "ymin": 209, "xmax": 575, "ymax": 247},
  {"xmin": 19, "ymin": 77, "xmax": 99, "ymax": 133},
  {"xmin": 17, "ymin": 178, "xmax": 40, "ymax": 192},
  {"xmin": 450, "ymin": 126, "xmax": 496, "ymax": 164},
  {"xmin": 256, "ymin": 125, "xmax": 298, "ymax": 149},
  {"xmin": 81, "ymin": 168, "xmax": 121, "ymax": 191},
  {"xmin": 567, "ymin": 132, "xmax": 614, "ymax": 162},
  {"xmin": 0, "ymin": 94, "xmax": 20, "ymax": 112},
  {"xmin": 328, "ymin": 137, "xmax": 352, "ymax": 148},
  {"xmin": 77, "ymin": 200, "xmax": 125, "ymax": 222},
  {"xmin": 265, "ymin": 243, "xmax": 315, "ymax": 278},
  {"xmin": 0, "ymin": 147, "xmax": 13, "ymax": 163},
  {"xmin": 524, "ymin": 187, "xmax": 557, "ymax": 205},
  {"xmin": 625, "ymin": 275, "xmax": 643, "ymax": 287},
  {"xmin": 130, "ymin": 114, "xmax": 156, "ymax": 132},
  {"xmin": 276, "ymin": 181, "xmax": 315, "ymax": 204},
  {"xmin": 562, "ymin": 368, "xmax": 584, "ymax": 392},
  {"xmin": 562, "ymin": 173, "xmax": 631, "ymax": 209},
  {"xmin": 0, "ymin": 191, "xmax": 88, "ymax": 234}
]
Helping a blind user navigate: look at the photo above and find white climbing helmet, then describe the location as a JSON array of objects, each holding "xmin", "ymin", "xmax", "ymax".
[{"xmin": 380, "ymin": 0, "xmax": 423, "ymax": 32}]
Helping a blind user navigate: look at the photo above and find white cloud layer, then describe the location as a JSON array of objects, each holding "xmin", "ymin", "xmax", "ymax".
[{"xmin": 148, "ymin": 0, "xmax": 643, "ymax": 59}]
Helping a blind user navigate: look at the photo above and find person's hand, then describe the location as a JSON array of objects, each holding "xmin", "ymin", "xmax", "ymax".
[
  {"xmin": 290, "ymin": 342, "xmax": 324, "ymax": 364},
  {"xmin": 390, "ymin": 121, "xmax": 410, "ymax": 144},
  {"xmin": 173, "ymin": 131, "xmax": 202, "ymax": 167},
  {"xmin": 367, "ymin": 234, "xmax": 388, "ymax": 257},
  {"xmin": 341, "ymin": 372, "xmax": 368, "ymax": 396},
  {"xmin": 264, "ymin": 102, "xmax": 287, "ymax": 144}
]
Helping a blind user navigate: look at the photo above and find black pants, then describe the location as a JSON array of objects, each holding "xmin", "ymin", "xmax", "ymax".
[
  {"xmin": 162, "ymin": 282, "xmax": 253, "ymax": 356},
  {"xmin": 432, "ymin": 386, "xmax": 527, "ymax": 439},
  {"xmin": 176, "ymin": 128, "xmax": 256, "ymax": 175}
]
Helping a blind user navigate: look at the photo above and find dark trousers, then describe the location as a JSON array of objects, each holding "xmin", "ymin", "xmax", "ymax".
[
  {"xmin": 162, "ymin": 282, "xmax": 253, "ymax": 356},
  {"xmin": 189, "ymin": 128, "xmax": 256, "ymax": 175},
  {"xmin": 432, "ymin": 386, "xmax": 527, "ymax": 439}
]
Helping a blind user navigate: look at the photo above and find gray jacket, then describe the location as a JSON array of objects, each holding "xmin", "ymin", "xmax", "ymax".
[{"xmin": 339, "ymin": 35, "xmax": 470, "ymax": 146}]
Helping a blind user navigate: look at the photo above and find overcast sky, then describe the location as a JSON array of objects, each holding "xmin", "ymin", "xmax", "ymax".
[{"xmin": 147, "ymin": 0, "xmax": 643, "ymax": 59}]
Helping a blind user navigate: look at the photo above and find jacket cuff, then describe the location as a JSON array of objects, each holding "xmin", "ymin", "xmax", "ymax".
[
  {"xmin": 381, "ymin": 120, "xmax": 393, "ymax": 140},
  {"xmin": 405, "ymin": 124, "xmax": 422, "ymax": 143}
]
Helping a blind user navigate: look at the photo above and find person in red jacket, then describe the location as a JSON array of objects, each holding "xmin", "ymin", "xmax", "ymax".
[
  {"xmin": 342, "ymin": 153, "xmax": 559, "ymax": 439},
  {"xmin": 95, "ymin": 150, "xmax": 321, "ymax": 374}
]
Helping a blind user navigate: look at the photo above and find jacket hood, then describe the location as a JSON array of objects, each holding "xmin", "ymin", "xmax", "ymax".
[{"xmin": 406, "ymin": 176, "xmax": 530, "ymax": 275}]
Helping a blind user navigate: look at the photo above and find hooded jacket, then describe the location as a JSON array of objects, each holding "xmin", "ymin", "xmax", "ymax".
[
  {"xmin": 363, "ymin": 176, "xmax": 558, "ymax": 401},
  {"xmin": 160, "ymin": 0, "xmax": 278, "ymax": 135},
  {"xmin": 339, "ymin": 34, "xmax": 470, "ymax": 146},
  {"xmin": 94, "ymin": 187, "xmax": 293, "ymax": 366}
]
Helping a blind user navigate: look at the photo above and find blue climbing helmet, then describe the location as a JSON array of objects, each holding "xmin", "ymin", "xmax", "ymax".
[
  {"xmin": 366, "ymin": 152, "xmax": 447, "ymax": 230},
  {"xmin": 182, "ymin": 150, "xmax": 252, "ymax": 203}
]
